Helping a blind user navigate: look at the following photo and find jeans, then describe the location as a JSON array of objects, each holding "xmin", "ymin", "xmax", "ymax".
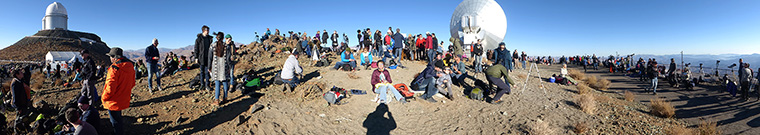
[
  {"xmin": 522, "ymin": 60, "xmax": 527, "ymax": 69},
  {"xmin": 651, "ymin": 77, "xmax": 658, "ymax": 93},
  {"xmin": 108, "ymin": 110, "xmax": 124, "ymax": 135},
  {"xmin": 333, "ymin": 61, "xmax": 357, "ymax": 70},
  {"xmin": 427, "ymin": 49, "xmax": 436, "ymax": 64},
  {"xmin": 229, "ymin": 63, "xmax": 236, "ymax": 87},
  {"xmin": 418, "ymin": 78, "xmax": 438, "ymax": 99},
  {"xmin": 146, "ymin": 62, "xmax": 161, "ymax": 89},
  {"xmin": 487, "ymin": 76, "xmax": 511, "ymax": 101},
  {"xmin": 200, "ymin": 65, "xmax": 209, "ymax": 90},
  {"xmin": 215, "ymin": 80, "xmax": 229, "ymax": 100},
  {"xmin": 436, "ymin": 75, "xmax": 454, "ymax": 96},
  {"xmin": 474, "ymin": 56, "xmax": 483, "ymax": 73},
  {"xmin": 303, "ymin": 44, "xmax": 312, "ymax": 57},
  {"xmin": 282, "ymin": 77, "xmax": 300, "ymax": 89},
  {"xmin": 375, "ymin": 84, "xmax": 404, "ymax": 102},
  {"xmin": 394, "ymin": 48, "xmax": 403, "ymax": 60}
]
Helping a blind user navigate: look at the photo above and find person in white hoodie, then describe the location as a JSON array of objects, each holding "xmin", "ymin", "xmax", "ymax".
[{"xmin": 281, "ymin": 50, "xmax": 303, "ymax": 89}]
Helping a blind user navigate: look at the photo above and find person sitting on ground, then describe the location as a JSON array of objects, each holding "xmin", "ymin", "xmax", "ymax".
[
  {"xmin": 436, "ymin": 62, "xmax": 455, "ymax": 100},
  {"xmin": 450, "ymin": 56, "xmax": 469, "ymax": 87},
  {"xmin": 484, "ymin": 60, "xmax": 516, "ymax": 104},
  {"xmin": 413, "ymin": 60, "xmax": 446, "ymax": 103},
  {"xmin": 63, "ymin": 108, "xmax": 98, "ymax": 135},
  {"xmin": 178, "ymin": 56, "xmax": 189, "ymax": 71},
  {"xmin": 371, "ymin": 60, "xmax": 407, "ymax": 103},
  {"xmin": 333, "ymin": 48, "xmax": 357, "ymax": 71},
  {"xmin": 560, "ymin": 64, "xmax": 578, "ymax": 85},
  {"xmin": 281, "ymin": 50, "xmax": 303, "ymax": 89},
  {"xmin": 360, "ymin": 48, "xmax": 373, "ymax": 70}
]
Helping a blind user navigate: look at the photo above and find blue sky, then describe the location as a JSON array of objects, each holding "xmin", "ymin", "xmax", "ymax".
[{"xmin": 1, "ymin": 0, "xmax": 758, "ymax": 56}]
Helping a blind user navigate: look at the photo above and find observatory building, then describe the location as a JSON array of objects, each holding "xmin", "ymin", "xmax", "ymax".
[
  {"xmin": 450, "ymin": 0, "xmax": 507, "ymax": 50},
  {"xmin": 42, "ymin": 2, "xmax": 68, "ymax": 30}
]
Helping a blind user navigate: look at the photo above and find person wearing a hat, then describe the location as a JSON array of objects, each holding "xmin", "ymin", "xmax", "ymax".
[
  {"xmin": 78, "ymin": 49, "xmax": 102, "ymax": 130},
  {"xmin": 103, "ymin": 47, "xmax": 136, "ymax": 135},
  {"xmin": 495, "ymin": 42, "xmax": 512, "ymax": 72},
  {"xmin": 224, "ymin": 34, "xmax": 238, "ymax": 93},
  {"xmin": 333, "ymin": 47, "xmax": 357, "ymax": 71},
  {"xmin": 144, "ymin": 38, "xmax": 162, "ymax": 92},
  {"xmin": 281, "ymin": 50, "xmax": 303, "ymax": 89},
  {"xmin": 413, "ymin": 60, "xmax": 447, "ymax": 103},
  {"xmin": 484, "ymin": 60, "xmax": 515, "ymax": 104}
]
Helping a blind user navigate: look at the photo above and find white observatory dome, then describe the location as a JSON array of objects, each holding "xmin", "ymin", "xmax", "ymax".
[
  {"xmin": 450, "ymin": 0, "xmax": 507, "ymax": 50},
  {"xmin": 42, "ymin": 2, "xmax": 68, "ymax": 30}
]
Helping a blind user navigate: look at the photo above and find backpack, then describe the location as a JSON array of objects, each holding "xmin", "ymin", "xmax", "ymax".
[
  {"xmin": 341, "ymin": 64, "xmax": 353, "ymax": 71},
  {"xmin": 324, "ymin": 86, "xmax": 348, "ymax": 105},
  {"xmin": 393, "ymin": 83, "xmax": 415, "ymax": 98},
  {"xmin": 468, "ymin": 86, "xmax": 485, "ymax": 101},
  {"xmin": 273, "ymin": 71, "xmax": 284, "ymax": 85}
]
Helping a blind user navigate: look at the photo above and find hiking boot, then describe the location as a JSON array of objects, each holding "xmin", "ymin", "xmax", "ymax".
[
  {"xmin": 447, "ymin": 94, "xmax": 455, "ymax": 100},
  {"xmin": 425, "ymin": 98, "xmax": 437, "ymax": 103},
  {"xmin": 212, "ymin": 100, "xmax": 220, "ymax": 106}
]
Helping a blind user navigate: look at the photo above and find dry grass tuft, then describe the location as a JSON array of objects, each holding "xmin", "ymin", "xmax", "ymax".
[
  {"xmin": 697, "ymin": 120, "xmax": 720, "ymax": 135},
  {"xmin": 568, "ymin": 69, "xmax": 586, "ymax": 81},
  {"xmin": 573, "ymin": 122, "xmax": 589, "ymax": 134},
  {"xmin": 624, "ymin": 90, "xmax": 635, "ymax": 102},
  {"xmin": 650, "ymin": 98, "xmax": 676, "ymax": 118},
  {"xmin": 577, "ymin": 83, "xmax": 592, "ymax": 95},
  {"xmin": 529, "ymin": 119, "xmax": 554, "ymax": 135},
  {"xmin": 594, "ymin": 78, "xmax": 611, "ymax": 90},
  {"xmin": 54, "ymin": 79, "xmax": 63, "ymax": 87},
  {"xmin": 517, "ymin": 74, "xmax": 526, "ymax": 79},
  {"xmin": 577, "ymin": 94, "xmax": 596, "ymax": 114},
  {"xmin": 1, "ymin": 80, "xmax": 10, "ymax": 93},
  {"xmin": 666, "ymin": 125, "xmax": 694, "ymax": 135}
]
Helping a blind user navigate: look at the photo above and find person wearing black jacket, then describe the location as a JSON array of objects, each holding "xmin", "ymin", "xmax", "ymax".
[
  {"xmin": 10, "ymin": 68, "xmax": 31, "ymax": 117},
  {"xmin": 77, "ymin": 50, "xmax": 102, "ymax": 130},
  {"xmin": 668, "ymin": 58, "xmax": 677, "ymax": 87},
  {"xmin": 331, "ymin": 31, "xmax": 339, "ymax": 52},
  {"xmin": 195, "ymin": 25, "xmax": 213, "ymax": 91},
  {"xmin": 473, "ymin": 40, "xmax": 484, "ymax": 73},
  {"xmin": 145, "ymin": 38, "xmax": 162, "ymax": 92},
  {"xmin": 322, "ymin": 30, "xmax": 329, "ymax": 46}
]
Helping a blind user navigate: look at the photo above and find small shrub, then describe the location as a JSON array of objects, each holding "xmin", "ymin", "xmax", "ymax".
[
  {"xmin": 568, "ymin": 69, "xmax": 586, "ymax": 81},
  {"xmin": 573, "ymin": 122, "xmax": 588, "ymax": 134},
  {"xmin": 624, "ymin": 90, "xmax": 635, "ymax": 102},
  {"xmin": 577, "ymin": 94, "xmax": 596, "ymax": 114},
  {"xmin": 529, "ymin": 119, "xmax": 554, "ymax": 135},
  {"xmin": 666, "ymin": 125, "xmax": 694, "ymax": 135},
  {"xmin": 594, "ymin": 78, "xmax": 611, "ymax": 90},
  {"xmin": 577, "ymin": 83, "xmax": 591, "ymax": 95},
  {"xmin": 583, "ymin": 75, "xmax": 597, "ymax": 86},
  {"xmin": 650, "ymin": 98, "xmax": 675, "ymax": 118},
  {"xmin": 697, "ymin": 120, "xmax": 720, "ymax": 135}
]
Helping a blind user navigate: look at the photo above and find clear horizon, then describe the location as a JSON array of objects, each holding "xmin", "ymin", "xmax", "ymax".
[{"xmin": 1, "ymin": 0, "xmax": 758, "ymax": 56}]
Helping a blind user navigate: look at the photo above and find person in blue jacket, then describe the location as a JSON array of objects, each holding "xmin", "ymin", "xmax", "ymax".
[{"xmin": 333, "ymin": 48, "xmax": 357, "ymax": 71}]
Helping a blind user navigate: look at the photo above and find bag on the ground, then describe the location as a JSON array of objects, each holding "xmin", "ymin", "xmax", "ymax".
[
  {"xmin": 324, "ymin": 86, "xmax": 348, "ymax": 105},
  {"xmin": 341, "ymin": 64, "xmax": 353, "ymax": 71},
  {"xmin": 393, "ymin": 83, "xmax": 415, "ymax": 98},
  {"xmin": 468, "ymin": 86, "xmax": 485, "ymax": 101},
  {"xmin": 273, "ymin": 71, "xmax": 284, "ymax": 85}
]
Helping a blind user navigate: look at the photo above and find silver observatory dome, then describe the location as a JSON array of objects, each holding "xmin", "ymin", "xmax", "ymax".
[{"xmin": 450, "ymin": 0, "xmax": 507, "ymax": 50}]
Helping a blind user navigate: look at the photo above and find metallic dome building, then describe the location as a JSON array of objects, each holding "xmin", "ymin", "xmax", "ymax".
[
  {"xmin": 42, "ymin": 2, "xmax": 68, "ymax": 30},
  {"xmin": 450, "ymin": 0, "xmax": 507, "ymax": 50}
]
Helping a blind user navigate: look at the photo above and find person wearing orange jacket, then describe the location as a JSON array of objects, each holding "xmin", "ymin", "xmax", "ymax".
[{"xmin": 102, "ymin": 47, "xmax": 135, "ymax": 135}]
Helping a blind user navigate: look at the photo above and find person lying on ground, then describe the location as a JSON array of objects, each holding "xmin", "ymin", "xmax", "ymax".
[{"xmin": 371, "ymin": 61, "xmax": 407, "ymax": 103}]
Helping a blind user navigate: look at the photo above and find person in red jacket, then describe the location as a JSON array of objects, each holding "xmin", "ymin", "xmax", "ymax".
[
  {"xmin": 102, "ymin": 47, "xmax": 135, "ymax": 135},
  {"xmin": 425, "ymin": 32, "xmax": 435, "ymax": 64},
  {"xmin": 371, "ymin": 60, "xmax": 406, "ymax": 103}
]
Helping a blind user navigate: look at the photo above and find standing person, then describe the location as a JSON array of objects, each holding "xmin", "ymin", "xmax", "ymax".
[
  {"xmin": 512, "ymin": 50, "xmax": 519, "ymax": 69},
  {"xmin": 740, "ymin": 63, "xmax": 752, "ymax": 101},
  {"xmin": 10, "ymin": 68, "xmax": 31, "ymax": 117},
  {"xmin": 495, "ymin": 43, "xmax": 511, "ymax": 72},
  {"xmin": 425, "ymin": 32, "xmax": 435, "ymax": 64},
  {"xmin": 322, "ymin": 30, "xmax": 329, "ymax": 46},
  {"xmin": 78, "ymin": 49, "xmax": 101, "ymax": 128},
  {"xmin": 102, "ymin": 47, "xmax": 136, "ymax": 135},
  {"xmin": 484, "ymin": 61, "xmax": 515, "ymax": 104},
  {"xmin": 209, "ymin": 32, "xmax": 230, "ymax": 105},
  {"xmin": 450, "ymin": 37, "xmax": 463, "ymax": 59},
  {"xmin": 144, "ymin": 38, "xmax": 162, "ymax": 92},
  {"xmin": 281, "ymin": 50, "xmax": 303, "ymax": 89},
  {"xmin": 225, "ymin": 34, "xmax": 237, "ymax": 93},
  {"xmin": 375, "ymin": 30, "xmax": 384, "ymax": 56},
  {"xmin": 647, "ymin": 60, "xmax": 659, "ymax": 94},
  {"xmin": 668, "ymin": 58, "xmax": 677, "ymax": 87},
  {"xmin": 416, "ymin": 34, "xmax": 425, "ymax": 61},
  {"xmin": 472, "ymin": 39, "xmax": 484, "ymax": 73},
  {"xmin": 407, "ymin": 34, "xmax": 416, "ymax": 61},
  {"xmin": 331, "ymin": 31, "xmax": 339, "ymax": 52},
  {"xmin": 195, "ymin": 25, "xmax": 213, "ymax": 91},
  {"xmin": 371, "ymin": 60, "xmax": 407, "ymax": 103},
  {"xmin": 521, "ymin": 51, "xmax": 527, "ymax": 69},
  {"xmin": 357, "ymin": 30, "xmax": 364, "ymax": 50},
  {"xmin": 392, "ymin": 28, "xmax": 405, "ymax": 67}
]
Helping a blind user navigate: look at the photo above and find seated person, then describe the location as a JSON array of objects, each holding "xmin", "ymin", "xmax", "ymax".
[
  {"xmin": 333, "ymin": 48, "xmax": 357, "ymax": 71},
  {"xmin": 60, "ymin": 108, "xmax": 98, "ymax": 135},
  {"xmin": 450, "ymin": 56, "xmax": 468, "ymax": 87},
  {"xmin": 412, "ymin": 60, "xmax": 447, "ymax": 103},
  {"xmin": 559, "ymin": 64, "xmax": 578, "ymax": 85},
  {"xmin": 436, "ymin": 65, "xmax": 454, "ymax": 100},
  {"xmin": 360, "ymin": 48, "xmax": 373, "ymax": 69},
  {"xmin": 281, "ymin": 50, "xmax": 303, "ymax": 89},
  {"xmin": 370, "ymin": 60, "xmax": 407, "ymax": 103},
  {"xmin": 178, "ymin": 56, "xmax": 189, "ymax": 71}
]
